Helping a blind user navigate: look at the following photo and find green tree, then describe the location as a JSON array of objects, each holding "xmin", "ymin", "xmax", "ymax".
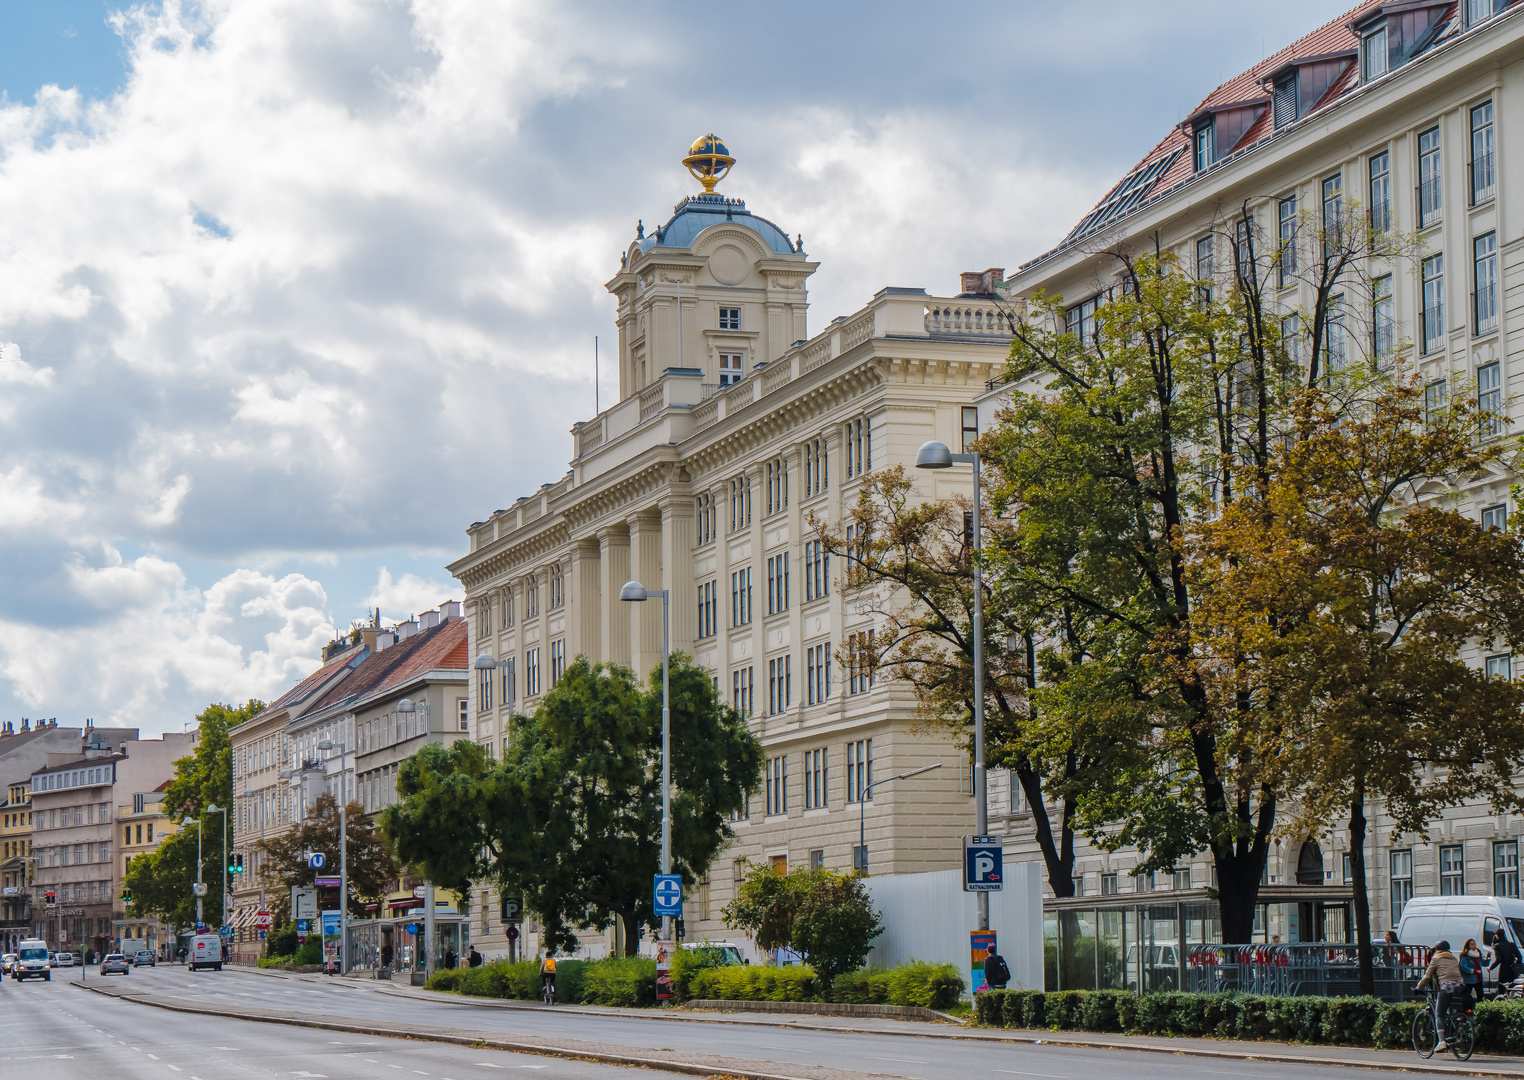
[
  {"xmin": 253, "ymin": 792, "xmax": 396, "ymax": 922},
  {"xmin": 723, "ymin": 862, "xmax": 883, "ymax": 986},
  {"xmin": 381, "ymin": 654, "xmax": 761, "ymax": 954},
  {"xmin": 124, "ymin": 699, "xmax": 262, "ymax": 931}
]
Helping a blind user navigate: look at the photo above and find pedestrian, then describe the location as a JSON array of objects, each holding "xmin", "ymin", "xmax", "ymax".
[
  {"xmin": 445, "ymin": 946, "xmax": 457, "ymax": 970},
  {"xmin": 469, "ymin": 947, "xmax": 483, "ymax": 968},
  {"xmin": 1459, "ymin": 938, "xmax": 1484, "ymax": 1007},
  {"xmin": 1414, "ymin": 939, "xmax": 1465, "ymax": 1053},
  {"xmin": 381, "ymin": 943, "xmax": 394, "ymax": 970},
  {"xmin": 1488, "ymin": 928, "xmax": 1523, "ymax": 991},
  {"xmin": 982, "ymin": 943, "xmax": 1011, "ymax": 991}
]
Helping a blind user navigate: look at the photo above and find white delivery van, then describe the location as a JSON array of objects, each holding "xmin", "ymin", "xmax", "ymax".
[
  {"xmin": 188, "ymin": 933, "xmax": 223, "ymax": 972},
  {"xmin": 13, "ymin": 938, "xmax": 50, "ymax": 981},
  {"xmin": 1398, "ymin": 896, "xmax": 1524, "ymax": 986}
]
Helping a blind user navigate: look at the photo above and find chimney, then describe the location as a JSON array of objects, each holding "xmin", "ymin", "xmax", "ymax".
[
  {"xmin": 420, "ymin": 609, "xmax": 440, "ymax": 630},
  {"xmin": 439, "ymin": 600, "xmax": 462, "ymax": 621},
  {"xmin": 397, "ymin": 618, "xmax": 419, "ymax": 640},
  {"xmin": 375, "ymin": 631, "xmax": 396, "ymax": 652},
  {"xmin": 960, "ymin": 268, "xmax": 1005, "ymax": 296},
  {"xmin": 361, "ymin": 627, "xmax": 381, "ymax": 651},
  {"xmin": 20, "ymin": 718, "xmax": 28, "ymax": 731}
]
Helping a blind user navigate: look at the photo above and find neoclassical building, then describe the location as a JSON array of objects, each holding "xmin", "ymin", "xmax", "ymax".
[{"xmin": 449, "ymin": 139, "xmax": 1014, "ymax": 957}]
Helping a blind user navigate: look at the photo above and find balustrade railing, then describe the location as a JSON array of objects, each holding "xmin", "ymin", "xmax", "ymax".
[
  {"xmin": 926, "ymin": 305, "xmax": 1011, "ymax": 336},
  {"xmin": 639, "ymin": 383, "xmax": 665, "ymax": 422}
]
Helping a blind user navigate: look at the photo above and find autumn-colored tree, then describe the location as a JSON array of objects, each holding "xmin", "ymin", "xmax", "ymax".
[
  {"xmin": 253, "ymin": 792, "xmax": 396, "ymax": 922},
  {"xmin": 1191, "ymin": 370, "xmax": 1524, "ymax": 989}
]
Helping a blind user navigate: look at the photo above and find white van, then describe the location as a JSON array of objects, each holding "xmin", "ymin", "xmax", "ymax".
[
  {"xmin": 188, "ymin": 933, "xmax": 223, "ymax": 972},
  {"xmin": 13, "ymin": 938, "xmax": 50, "ymax": 981},
  {"xmin": 1397, "ymin": 896, "xmax": 1524, "ymax": 985}
]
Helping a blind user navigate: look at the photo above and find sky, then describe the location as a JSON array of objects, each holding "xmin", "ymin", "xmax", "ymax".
[{"xmin": 0, "ymin": 0, "xmax": 1345, "ymax": 735}]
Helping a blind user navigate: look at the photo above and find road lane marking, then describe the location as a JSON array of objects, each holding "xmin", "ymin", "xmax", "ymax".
[
  {"xmin": 996, "ymin": 1072, "xmax": 1070, "ymax": 1078},
  {"xmin": 870, "ymin": 1058, "xmax": 928, "ymax": 1064},
  {"xmin": 167, "ymin": 1066, "xmax": 182, "ymax": 1072},
  {"xmin": 148, "ymin": 1053, "xmax": 161, "ymax": 1059}
]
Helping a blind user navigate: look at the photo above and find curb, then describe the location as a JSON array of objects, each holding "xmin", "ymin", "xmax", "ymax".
[{"xmin": 684, "ymin": 998, "xmax": 956, "ymax": 1024}]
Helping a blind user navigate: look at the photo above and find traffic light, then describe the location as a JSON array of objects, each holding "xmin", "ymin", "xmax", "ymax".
[
  {"xmin": 44, "ymin": 890, "xmax": 55, "ymax": 905},
  {"xmin": 228, "ymin": 852, "xmax": 244, "ymax": 874},
  {"xmin": 121, "ymin": 889, "xmax": 133, "ymax": 905}
]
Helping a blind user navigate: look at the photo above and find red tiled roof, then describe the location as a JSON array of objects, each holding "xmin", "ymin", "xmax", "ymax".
[
  {"xmin": 1048, "ymin": 0, "xmax": 1502, "ymax": 253},
  {"xmin": 246, "ymin": 643, "xmax": 365, "ymax": 725},
  {"xmin": 307, "ymin": 618, "xmax": 468, "ymax": 714}
]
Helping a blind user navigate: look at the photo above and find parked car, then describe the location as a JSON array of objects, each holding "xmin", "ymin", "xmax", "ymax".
[
  {"xmin": 132, "ymin": 950, "xmax": 156, "ymax": 967},
  {"xmin": 1, "ymin": 953, "xmax": 15, "ymax": 975},
  {"xmin": 99, "ymin": 953, "xmax": 131, "ymax": 975},
  {"xmin": 1398, "ymin": 896, "xmax": 1524, "ymax": 988},
  {"xmin": 188, "ymin": 932, "xmax": 223, "ymax": 972},
  {"xmin": 53, "ymin": 952, "xmax": 74, "ymax": 968}
]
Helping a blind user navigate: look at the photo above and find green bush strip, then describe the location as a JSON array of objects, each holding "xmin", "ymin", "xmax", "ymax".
[{"xmin": 972, "ymin": 988, "xmax": 1517, "ymax": 1052}]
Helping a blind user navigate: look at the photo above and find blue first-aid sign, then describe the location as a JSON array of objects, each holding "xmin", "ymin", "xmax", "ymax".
[
  {"xmin": 653, "ymin": 874, "xmax": 683, "ymax": 917},
  {"xmin": 307, "ymin": 852, "xmax": 325, "ymax": 870},
  {"xmin": 964, "ymin": 835, "xmax": 1004, "ymax": 892}
]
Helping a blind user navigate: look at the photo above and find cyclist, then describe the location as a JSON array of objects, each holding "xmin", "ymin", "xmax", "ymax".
[
  {"xmin": 539, "ymin": 951, "xmax": 557, "ymax": 1003},
  {"xmin": 1415, "ymin": 939, "xmax": 1466, "ymax": 1052}
]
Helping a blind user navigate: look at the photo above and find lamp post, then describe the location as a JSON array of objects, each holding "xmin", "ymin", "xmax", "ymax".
[
  {"xmin": 915, "ymin": 437, "xmax": 990, "ymax": 932},
  {"xmin": 857, "ymin": 764, "xmax": 943, "ymax": 876},
  {"xmin": 396, "ymin": 695, "xmax": 429, "ymax": 977},
  {"xmin": 618, "ymin": 579, "xmax": 672, "ymax": 942},
  {"xmin": 206, "ymin": 803, "xmax": 226, "ymax": 931},
  {"xmin": 181, "ymin": 816, "xmax": 203, "ymax": 929},
  {"xmin": 316, "ymin": 736, "xmax": 350, "ymax": 975}
]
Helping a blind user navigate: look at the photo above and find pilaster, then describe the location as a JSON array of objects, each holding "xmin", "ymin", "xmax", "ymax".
[
  {"xmin": 628, "ymin": 512, "xmax": 664, "ymax": 683},
  {"xmin": 598, "ymin": 525, "xmax": 631, "ymax": 665},
  {"xmin": 568, "ymin": 537, "xmax": 602, "ymax": 664},
  {"xmin": 660, "ymin": 496, "xmax": 696, "ymax": 654}
]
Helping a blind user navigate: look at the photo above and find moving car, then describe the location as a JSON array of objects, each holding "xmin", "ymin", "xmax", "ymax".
[
  {"xmin": 188, "ymin": 932, "xmax": 223, "ymax": 972},
  {"xmin": 13, "ymin": 939, "xmax": 50, "ymax": 981},
  {"xmin": 132, "ymin": 950, "xmax": 156, "ymax": 967},
  {"xmin": 1, "ymin": 953, "xmax": 15, "ymax": 974},
  {"xmin": 100, "ymin": 953, "xmax": 131, "ymax": 975}
]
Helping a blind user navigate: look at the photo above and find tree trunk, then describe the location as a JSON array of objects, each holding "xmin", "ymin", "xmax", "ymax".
[
  {"xmin": 1015, "ymin": 763, "xmax": 1075, "ymax": 898},
  {"xmin": 1350, "ymin": 786, "xmax": 1374, "ymax": 995},
  {"xmin": 619, "ymin": 909, "xmax": 640, "ymax": 957}
]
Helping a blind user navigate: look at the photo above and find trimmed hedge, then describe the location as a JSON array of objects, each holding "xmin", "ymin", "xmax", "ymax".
[
  {"xmin": 975, "ymin": 988, "xmax": 1524, "ymax": 1053},
  {"xmin": 829, "ymin": 961, "xmax": 965, "ymax": 1009},
  {"xmin": 689, "ymin": 964, "xmax": 819, "ymax": 1002}
]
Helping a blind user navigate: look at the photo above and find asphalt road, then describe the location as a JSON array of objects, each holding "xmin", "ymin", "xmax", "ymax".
[{"xmin": 0, "ymin": 963, "xmax": 1449, "ymax": 1080}]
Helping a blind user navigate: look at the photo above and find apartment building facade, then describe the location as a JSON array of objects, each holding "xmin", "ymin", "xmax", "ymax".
[
  {"xmin": 450, "ymin": 147, "xmax": 1013, "ymax": 958},
  {"xmin": 115, "ymin": 782, "xmax": 178, "ymax": 954},
  {"xmin": 1, "ymin": 780, "xmax": 32, "ymax": 952},
  {"xmin": 986, "ymin": 0, "xmax": 1524, "ymax": 983}
]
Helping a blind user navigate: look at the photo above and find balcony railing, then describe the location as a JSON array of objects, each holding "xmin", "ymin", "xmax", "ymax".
[{"xmin": 1470, "ymin": 153, "xmax": 1496, "ymax": 205}]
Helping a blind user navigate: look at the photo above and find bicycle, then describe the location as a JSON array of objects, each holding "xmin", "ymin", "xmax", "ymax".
[
  {"xmin": 1413, "ymin": 987, "xmax": 1475, "ymax": 1061},
  {"xmin": 541, "ymin": 974, "xmax": 555, "ymax": 1005}
]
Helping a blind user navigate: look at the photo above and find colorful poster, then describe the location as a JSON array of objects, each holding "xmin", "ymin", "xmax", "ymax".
[
  {"xmin": 970, "ymin": 931, "xmax": 997, "ymax": 993},
  {"xmin": 655, "ymin": 939, "xmax": 675, "ymax": 1001}
]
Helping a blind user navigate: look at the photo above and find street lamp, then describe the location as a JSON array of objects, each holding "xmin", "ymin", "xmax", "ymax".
[
  {"xmin": 619, "ymin": 578, "xmax": 672, "ymax": 942},
  {"xmin": 857, "ymin": 764, "xmax": 943, "ymax": 875},
  {"xmin": 395, "ymin": 696, "xmax": 434, "ymax": 976},
  {"xmin": 181, "ymin": 816, "xmax": 204, "ymax": 930},
  {"xmin": 316, "ymin": 736, "xmax": 351, "ymax": 975},
  {"xmin": 206, "ymin": 803, "xmax": 227, "ymax": 932},
  {"xmin": 916, "ymin": 437, "xmax": 991, "ymax": 933}
]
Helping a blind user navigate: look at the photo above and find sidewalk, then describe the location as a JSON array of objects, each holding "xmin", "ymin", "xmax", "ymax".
[{"xmin": 152, "ymin": 965, "xmax": 1524, "ymax": 1076}]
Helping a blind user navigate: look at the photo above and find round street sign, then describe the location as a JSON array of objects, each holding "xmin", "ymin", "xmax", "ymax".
[
  {"xmin": 404, "ymin": 923, "xmax": 419, "ymax": 935},
  {"xmin": 413, "ymin": 885, "xmax": 426, "ymax": 898},
  {"xmin": 506, "ymin": 925, "xmax": 520, "ymax": 942},
  {"xmin": 307, "ymin": 852, "xmax": 326, "ymax": 870}
]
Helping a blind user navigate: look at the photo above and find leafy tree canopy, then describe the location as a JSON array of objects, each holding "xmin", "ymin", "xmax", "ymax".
[
  {"xmin": 723, "ymin": 862, "xmax": 883, "ymax": 986},
  {"xmin": 253, "ymin": 792, "xmax": 396, "ymax": 923}
]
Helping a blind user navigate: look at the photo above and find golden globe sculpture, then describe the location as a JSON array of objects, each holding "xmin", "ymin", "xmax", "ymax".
[{"xmin": 682, "ymin": 134, "xmax": 735, "ymax": 193}]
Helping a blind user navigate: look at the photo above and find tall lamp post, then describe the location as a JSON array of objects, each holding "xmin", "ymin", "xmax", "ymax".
[
  {"xmin": 858, "ymin": 764, "xmax": 943, "ymax": 875},
  {"xmin": 397, "ymin": 696, "xmax": 430, "ymax": 978},
  {"xmin": 618, "ymin": 579, "xmax": 672, "ymax": 941},
  {"xmin": 316, "ymin": 736, "xmax": 350, "ymax": 975},
  {"xmin": 915, "ymin": 438, "xmax": 990, "ymax": 932},
  {"xmin": 181, "ymin": 816, "xmax": 204, "ymax": 929},
  {"xmin": 206, "ymin": 803, "xmax": 226, "ymax": 931}
]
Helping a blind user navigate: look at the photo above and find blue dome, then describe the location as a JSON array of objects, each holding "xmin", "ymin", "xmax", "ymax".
[{"xmin": 639, "ymin": 194, "xmax": 795, "ymax": 255}]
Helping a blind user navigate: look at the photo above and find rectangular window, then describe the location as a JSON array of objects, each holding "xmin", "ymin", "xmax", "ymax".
[
  {"xmin": 767, "ymin": 553, "xmax": 790, "ymax": 614},
  {"xmin": 1479, "ymin": 361, "xmax": 1502, "ymax": 437},
  {"xmin": 804, "ymin": 539, "xmax": 830, "ymax": 601},
  {"xmin": 1483, "ymin": 504, "xmax": 1508, "ymax": 532},
  {"xmin": 804, "ymin": 748, "xmax": 828, "ymax": 810},
  {"xmin": 1425, "ymin": 379, "xmax": 1448, "ymax": 419},
  {"xmin": 1323, "ymin": 294, "xmax": 1346, "ymax": 378},
  {"xmin": 503, "ymin": 587, "xmax": 514, "ymax": 629},
  {"xmin": 1368, "ymin": 150, "xmax": 1390, "ymax": 233},
  {"xmin": 807, "ymin": 642, "xmax": 832, "ymax": 704},
  {"xmin": 1322, "ymin": 173, "xmax": 1342, "ymax": 255},
  {"xmin": 1390, "ymin": 849, "xmax": 1414, "ymax": 924},
  {"xmin": 458, "ymin": 698, "xmax": 469, "ymax": 731},
  {"xmin": 697, "ymin": 579, "xmax": 717, "ymax": 638},
  {"xmin": 810, "ymin": 848, "xmax": 825, "ymax": 870},
  {"xmin": 1487, "ymin": 653, "xmax": 1512, "ymax": 680},
  {"xmin": 526, "ymin": 574, "xmax": 540, "ymax": 617},
  {"xmin": 732, "ymin": 666, "xmax": 753, "ymax": 717},
  {"xmin": 1193, "ymin": 121, "xmax": 1213, "ymax": 172},
  {"xmin": 502, "ymin": 656, "xmax": 516, "ymax": 707},
  {"xmin": 1472, "ymin": 101, "xmax": 1495, "ymax": 204},
  {"xmin": 768, "ymin": 654, "xmax": 792, "ymax": 714},
  {"xmin": 1281, "ymin": 313, "xmax": 1300, "ymax": 368},
  {"xmin": 477, "ymin": 667, "xmax": 493, "ymax": 712},
  {"xmin": 719, "ymin": 307, "xmax": 741, "ymax": 331},
  {"xmin": 1273, "ymin": 72, "xmax": 1297, "ymax": 128},
  {"xmin": 1235, "ymin": 217, "xmax": 1253, "ymax": 283},
  {"xmin": 1441, "ymin": 844, "xmax": 1466, "ymax": 896},
  {"xmin": 1173, "ymin": 867, "xmax": 1192, "ymax": 891},
  {"xmin": 695, "ymin": 492, "xmax": 715, "ymax": 546},
  {"xmin": 1196, "ymin": 234, "xmax": 1214, "ymax": 304},
  {"xmin": 1065, "ymin": 296, "xmax": 1099, "ymax": 345},
  {"xmin": 766, "ymin": 755, "xmax": 788, "ymax": 816},
  {"xmin": 765, "ymin": 456, "xmax": 788, "ymax": 515},
  {"xmin": 848, "ymin": 630, "xmax": 876, "ymax": 695},
  {"xmin": 525, "ymin": 647, "xmax": 541, "ymax": 697},
  {"xmin": 719, "ymin": 352, "xmax": 743, "ymax": 386},
  {"xmin": 1497, "ymin": 840, "xmax": 1521, "ymax": 898},
  {"xmin": 1418, "ymin": 126, "xmax": 1442, "ymax": 228},
  {"xmin": 1278, "ymin": 196, "xmax": 1297, "ymax": 286},
  {"xmin": 843, "ymin": 417, "xmax": 871, "ymax": 479},
  {"xmin": 804, "ymin": 438, "xmax": 828, "ymax": 497},
  {"xmin": 731, "ymin": 567, "xmax": 752, "ymax": 626},
  {"xmin": 478, "ymin": 601, "xmax": 491, "ymax": 639},
  {"xmin": 1475, "ymin": 232, "xmax": 1498, "ymax": 334},
  {"xmin": 1372, "ymin": 275, "xmax": 1393, "ymax": 363},
  {"xmin": 1470, "ymin": 0, "xmax": 1506, "ymax": 26},
  {"xmin": 1422, "ymin": 254, "xmax": 1444, "ymax": 354},
  {"xmin": 845, "ymin": 738, "xmax": 873, "ymax": 802},
  {"xmin": 730, "ymin": 475, "xmax": 752, "ymax": 532},
  {"xmin": 548, "ymin": 565, "xmax": 564, "ymax": 610},
  {"xmin": 1363, "ymin": 25, "xmax": 1388, "ymax": 80},
  {"xmin": 961, "ymin": 406, "xmax": 979, "ymax": 453},
  {"xmin": 1101, "ymin": 873, "xmax": 1119, "ymax": 896},
  {"xmin": 549, "ymin": 639, "xmax": 566, "ymax": 686}
]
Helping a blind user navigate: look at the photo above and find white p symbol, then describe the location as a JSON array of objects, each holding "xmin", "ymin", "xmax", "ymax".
[{"xmin": 975, "ymin": 854, "xmax": 995, "ymax": 880}]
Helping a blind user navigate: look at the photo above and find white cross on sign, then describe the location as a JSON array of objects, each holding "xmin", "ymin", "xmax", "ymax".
[{"xmin": 653, "ymin": 874, "xmax": 683, "ymax": 916}]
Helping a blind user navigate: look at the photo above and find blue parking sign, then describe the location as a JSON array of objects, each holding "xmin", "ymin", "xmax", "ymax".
[
  {"xmin": 653, "ymin": 874, "xmax": 683, "ymax": 917},
  {"xmin": 963, "ymin": 835, "xmax": 1004, "ymax": 892}
]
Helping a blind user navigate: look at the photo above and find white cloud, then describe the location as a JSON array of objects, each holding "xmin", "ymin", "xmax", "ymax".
[{"xmin": 365, "ymin": 567, "xmax": 457, "ymax": 625}]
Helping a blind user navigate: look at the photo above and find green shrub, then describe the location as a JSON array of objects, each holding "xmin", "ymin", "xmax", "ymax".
[
  {"xmin": 1473, "ymin": 999, "xmax": 1524, "ymax": 1054},
  {"xmin": 884, "ymin": 961, "xmax": 965, "ymax": 1010},
  {"xmin": 1044, "ymin": 990, "xmax": 1083, "ymax": 1030},
  {"xmin": 1080, "ymin": 990, "xmax": 1127, "ymax": 1032},
  {"xmin": 256, "ymin": 955, "xmax": 292, "ymax": 969},
  {"xmin": 1321, "ymin": 996, "xmax": 1382, "ymax": 1046},
  {"xmin": 294, "ymin": 937, "xmax": 321, "ymax": 966},
  {"xmin": 670, "ymin": 947, "xmax": 730, "ymax": 1001},
  {"xmin": 690, "ymin": 964, "xmax": 819, "ymax": 1001},
  {"xmin": 581, "ymin": 956, "xmax": 657, "ymax": 1007},
  {"xmin": 1226, "ymin": 994, "xmax": 1273, "ymax": 1039},
  {"xmin": 425, "ymin": 968, "xmax": 463, "ymax": 992},
  {"xmin": 830, "ymin": 969, "xmax": 878, "ymax": 1004},
  {"xmin": 1372, "ymin": 1001, "xmax": 1422, "ymax": 1049},
  {"xmin": 973, "ymin": 989, "xmax": 1006, "ymax": 1025},
  {"xmin": 264, "ymin": 922, "xmax": 298, "ymax": 958},
  {"xmin": 1114, "ymin": 990, "xmax": 1139, "ymax": 1032},
  {"xmin": 1000, "ymin": 989, "xmax": 1031, "ymax": 1027}
]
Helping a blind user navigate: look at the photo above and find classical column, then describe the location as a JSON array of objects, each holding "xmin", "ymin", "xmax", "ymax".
[
  {"xmin": 568, "ymin": 538, "xmax": 602, "ymax": 664},
  {"xmin": 628, "ymin": 512, "xmax": 663, "ymax": 681},
  {"xmin": 598, "ymin": 525, "xmax": 631, "ymax": 665},
  {"xmin": 660, "ymin": 495, "xmax": 696, "ymax": 654}
]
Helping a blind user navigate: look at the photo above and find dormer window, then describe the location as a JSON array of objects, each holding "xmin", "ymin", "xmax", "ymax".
[
  {"xmin": 1193, "ymin": 122, "xmax": 1214, "ymax": 172},
  {"xmin": 1363, "ymin": 24, "xmax": 1388, "ymax": 80},
  {"xmin": 1468, "ymin": 0, "xmax": 1507, "ymax": 26},
  {"xmin": 1272, "ymin": 73, "xmax": 1298, "ymax": 127}
]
